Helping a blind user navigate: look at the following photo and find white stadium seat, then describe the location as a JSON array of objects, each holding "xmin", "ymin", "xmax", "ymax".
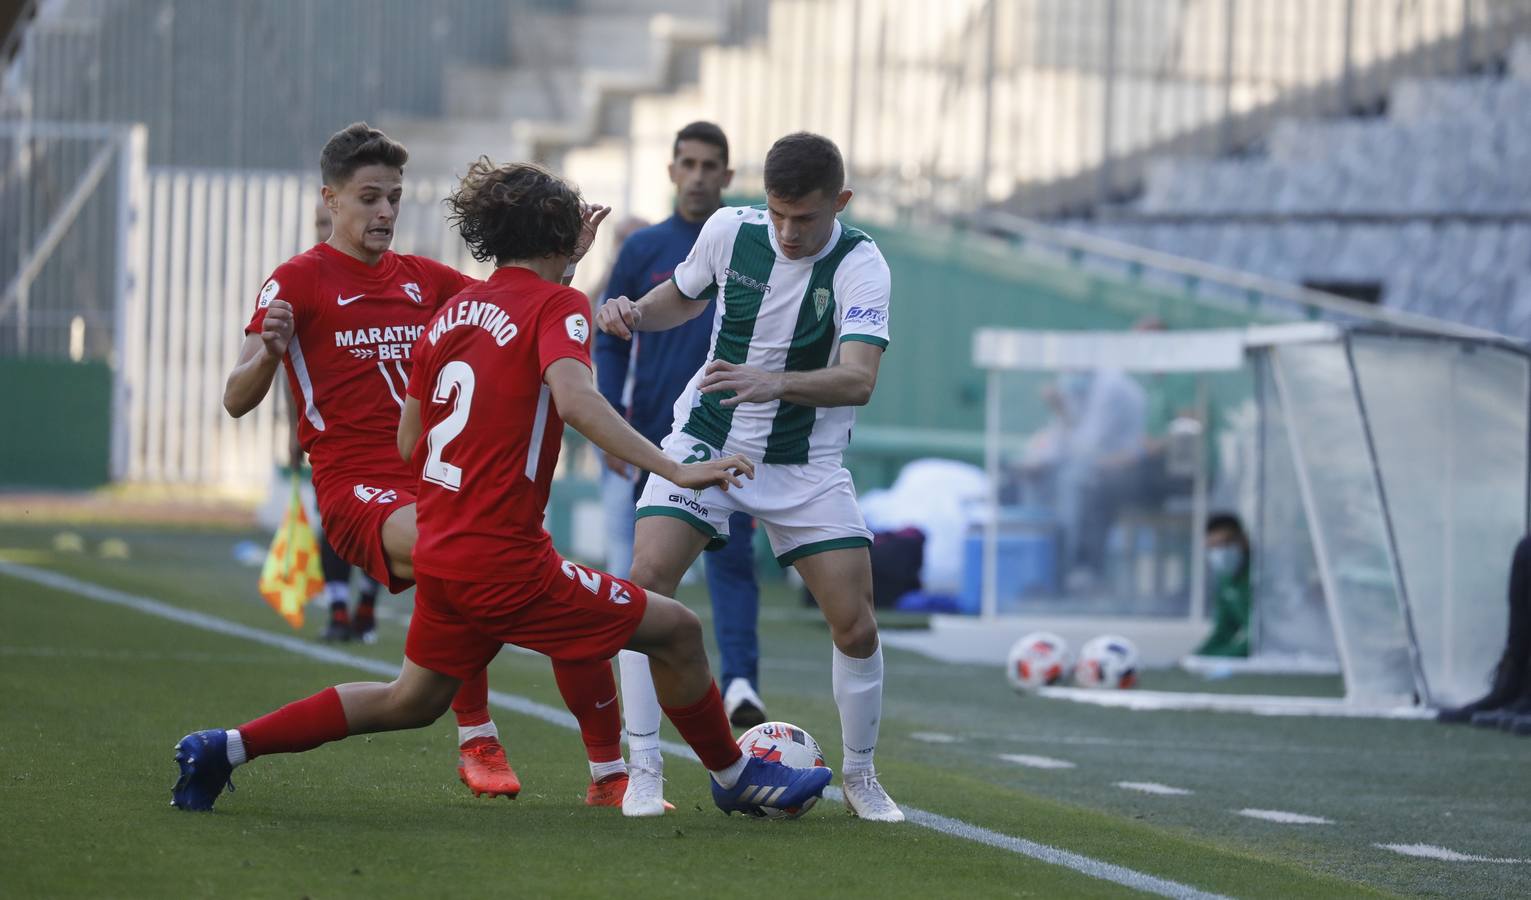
[{"xmin": 1068, "ymin": 39, "xmax": 1531, "ymax": 336}]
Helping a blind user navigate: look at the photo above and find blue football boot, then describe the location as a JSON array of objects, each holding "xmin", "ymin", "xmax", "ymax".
[
  {"xmin": 711, "ymin": 751, "xmax": 832, "ymax": 818},
  {"xmin": 171, "ymin": 729, "xmax": 235, "ymax": 811}
]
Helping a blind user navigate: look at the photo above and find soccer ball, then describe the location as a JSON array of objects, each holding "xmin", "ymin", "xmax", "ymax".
[
  {"xmin": 736, "ymin": 721, "xmax": 828, "ymax": 819},
  {"xmin": 1073, "ymin": 634, "xmax": 1139, "ymax": 689},
  {"xmin": 1005, "ymin": 631, "xmax": 1071, "ymax": 692}
]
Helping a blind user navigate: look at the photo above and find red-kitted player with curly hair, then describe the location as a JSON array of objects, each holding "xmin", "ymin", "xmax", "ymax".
[
  {"xmin": 200, "ymin": 122, "xmax": 628, "ymax": 807},
  {"xmin": 170, "ymin": 157, "xmax": 831, "ymax": 820}
]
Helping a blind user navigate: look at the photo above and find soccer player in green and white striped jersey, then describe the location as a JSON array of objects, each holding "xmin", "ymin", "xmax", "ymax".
[{"xmin": 596, "ymin": 132, "xmax": 901, "ymax": 822}]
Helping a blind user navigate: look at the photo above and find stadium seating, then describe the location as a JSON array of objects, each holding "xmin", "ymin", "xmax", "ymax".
[{"xmin": 1066, "ymin": 40, "xmax": 1531, "ymax": 335}]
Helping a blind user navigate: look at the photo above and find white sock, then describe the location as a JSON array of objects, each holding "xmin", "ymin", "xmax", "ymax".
[
  {"xmin": 589, "ymin": 757, "xmax": 628, "ymax": 782},
  {"xmin": 709, "ymin": 753, "xmax": 748, "ymax": 789},
  {"xmin": 225, "ymin": 729, "xmax": 248, "ymax": 768},
  {"xmin": 618, "ymin": 649, "xmax": 663, "ymax": 770},
  {"xmin": 324, "ymin": 581, "xmax": 349, "ymax": 605},
  {"xmin": 832, "ymin": 641, "xmax": 884, "ymax": 774},
  {"xmin": 457, "ymin": 721, "xmax": 498, "ymax": 746}
]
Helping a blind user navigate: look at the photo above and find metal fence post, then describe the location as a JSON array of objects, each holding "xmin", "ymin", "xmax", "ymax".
[
  {"xmin": 1459, "ymin": 0, "xmax": 1474, "ymax": 72},
  {"xmin": 980, "ymin": 0, "xmax": 998, "ymax": 207},
  {"xmin": 1341, "ymin": 0, "xmax": 1355, "ymax": 111},
  {"xmin": 14, "ymin": 121, "xmax": 28, "ymax": 355},
  {"xmin": 1220, "ymin": 0, "xmax": 1236, "ymax": 154},
  {"xmin": 847, "ymin": 0, "xmax": 862, "ymax": 179},
  {"xmin": 112, "ymin": 125, "xmax": 149, "ymax": 482},
  {"xmin": 1099, "ymin": 0, "xmax": 1118, "ymax": 205}
]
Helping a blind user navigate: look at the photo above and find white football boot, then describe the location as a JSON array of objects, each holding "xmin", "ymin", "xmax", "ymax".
[
  {"xmin": 621, "ymin": 761, "xmax": 669, "ymax": 817},
  {"xmin": 841, "ymin": 769, "xmax": 904, "ymax": 822},
  {"xmin": 723, "ymin": 677, "xmax": 767, "ymax": 729}
]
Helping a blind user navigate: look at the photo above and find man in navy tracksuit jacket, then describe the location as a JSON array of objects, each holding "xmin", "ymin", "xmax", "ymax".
[{"xmin": 594, "ymin": 122, "xmax": 766, "ymax": 727}]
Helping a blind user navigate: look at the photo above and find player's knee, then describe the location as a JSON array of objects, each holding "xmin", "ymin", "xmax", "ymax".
[
  {"xmin": 398, "ymin": 698, "xmax": 447, "ymax": 730},
  {"xmin": 831, "ymin": 614, "xmax": 879, "ymax": 658},
  {"xmin": 628, "ymin": 554, "xmax": 682, "ymax": 595},
  {"xmin": 627, "ymin": 557, "xmax": 656, "ymax": 588},
  {"xmin": 385, "ymin": 682, "xmax": 448, "ymax": 730},
  {"xmin": 671, "ymin": 604, "xmax": 704, "ymax": 648},
  {"xmin": 656, "ymin": 604, "xmax": 706, "ymax": 668}
]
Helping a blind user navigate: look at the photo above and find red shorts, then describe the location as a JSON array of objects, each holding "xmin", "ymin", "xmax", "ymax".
[
  {"xmin": 313, "ymin": 474, "xmax": 416, "ymax": 594},
  {"xmin": 405, "ymin": 559, "xmax": 649, "ymax": 680}
]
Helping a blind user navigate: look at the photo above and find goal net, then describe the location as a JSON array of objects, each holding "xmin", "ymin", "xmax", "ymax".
[{"xmin": 974, "ymin": 324, "xmax": 1529, "ymax": 710}]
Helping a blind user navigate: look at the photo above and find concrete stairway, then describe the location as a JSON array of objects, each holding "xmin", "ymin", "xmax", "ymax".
[{"xmin": 380, "ymin": 0, "xmax": 734, "ymax": 177}]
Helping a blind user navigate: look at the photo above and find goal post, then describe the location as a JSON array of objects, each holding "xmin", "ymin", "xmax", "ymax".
[{"xmin": 971, "ymin": 324, "xmax": 1530, "ymax": 712}]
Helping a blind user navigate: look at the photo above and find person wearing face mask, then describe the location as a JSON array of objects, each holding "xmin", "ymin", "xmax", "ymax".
[{"xmin": 1196, "ymin": 513, "xmax": 1250, "ymax": 657}]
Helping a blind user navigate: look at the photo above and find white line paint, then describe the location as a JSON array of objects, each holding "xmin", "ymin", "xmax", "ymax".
[
  {"xmin": 909, "ymin": 732, "xmax": 962, "ymax": 744},
  {"xmin": 1238, "ymin": 809, "xmax": 1333, "ymax": 825},
  {"xmin": 0, "ymin": 560, "xmax": 1227, "ymax": 900},
  {"xmin": 1037, "ymin": 686, "xmax": 1432, "ymax": 720},
  {"xmin": 1116, "ymin": 782, "xmax": 1193, "ymax": 796},
  {"xmin": 0, "ymin": 645, "xmax": 293, "ymax": 664},
  {"xmin": 999, "ymin": 753, "xmax": 1077, "ymax": 770},
  {"xmin": 1377, "ymin": 844, "xmax": 1528, "ymax": 864}
]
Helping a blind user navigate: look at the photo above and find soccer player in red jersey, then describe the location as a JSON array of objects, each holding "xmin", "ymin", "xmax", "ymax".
[
  {"xmin": 217, "ymin": 123, "xmax": 628, "ymax": 804},
  {"xmin": 171, "ymin": 159, "xmax": 832, "ymax": 819}
]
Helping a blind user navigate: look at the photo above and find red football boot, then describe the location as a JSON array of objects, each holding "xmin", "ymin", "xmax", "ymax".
[
  {"xmin": 584, "ymin": 772, "xmax": 674, "ymax": 810},
  {"xmin": 457, "ymin": 737, "xmax": 521, "ymax": 799},
  {"xmin": 585, "ymin": 772, "xmax": 628, "ymax": 807}
]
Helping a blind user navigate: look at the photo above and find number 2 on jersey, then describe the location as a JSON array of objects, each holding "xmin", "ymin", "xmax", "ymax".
[{"xmin": 423, "ymin": 360, "xmax": 475, "ymax": 491}]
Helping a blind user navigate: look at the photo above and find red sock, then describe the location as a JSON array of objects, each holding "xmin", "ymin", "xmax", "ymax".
[
  {"xmin": 238, "ymin": 686, "xmax": 349, "ymax": 760},
  {"xmin": 451, "ymin": 669, "xmax": 492, "ymax": 729},
  {"xmin": 661, "ymin": 682, "xmax": 742, "ymax": 772},
  {"xmin": 552, "ymin": 658, "xmax": 623, "ymax": 763}
]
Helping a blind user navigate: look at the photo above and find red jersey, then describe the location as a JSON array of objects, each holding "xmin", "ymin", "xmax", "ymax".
[
  {"xmin": 245, "ymin": 242, "xmax": 475, "ymax": 489},
  {"xmin": 407, "ymin": 266, "xmax": 595, "ymax": 582}
]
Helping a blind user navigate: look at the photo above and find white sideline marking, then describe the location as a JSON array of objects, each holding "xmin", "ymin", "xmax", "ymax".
[
  {"xmin": 909, "ymin": 732, "xmax": 962, "ymax": 744},
  {"xmin": 1037, "ymin": 686, "xmax": 1432, "ymax": 720},
  {"xmin": 1117, "ymin": 782, "xmax": 1193, "ymax": 796},
  {"xmin": 0, "ymin": 560, "xmax": 1227, "ymax": 900},
  {"xmin": 0, "ymin": 645, "xmax": 292, "ymax": 664},
  {"xmin": 1238, "ymin": 809, "xmax": 1333, "ymax": 825},
  {"xmin": 1377, "ymin": 843, "xmax": 1528, "ymax": 864},
  {"xmin": 999, "ymin": 753, "xmax": 1077, "ymax": 770}
]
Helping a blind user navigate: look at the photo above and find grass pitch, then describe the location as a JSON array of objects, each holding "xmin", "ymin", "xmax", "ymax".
[{"xmin": 2, "ymin": 520, "xmax": 1527, "ymax": 898}]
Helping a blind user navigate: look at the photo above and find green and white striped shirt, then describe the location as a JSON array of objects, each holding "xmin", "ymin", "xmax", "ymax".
[{"xmin": 669, "ymin": 205, "xmax": 891, "ymax": 465}]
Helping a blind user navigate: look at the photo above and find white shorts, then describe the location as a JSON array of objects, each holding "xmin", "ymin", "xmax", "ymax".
[{"xmin": 636, "ymin": 431, "xmax": 873, "ymax": 566}]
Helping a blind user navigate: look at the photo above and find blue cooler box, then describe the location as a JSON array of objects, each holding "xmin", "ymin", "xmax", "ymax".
[{"xmin": 958, "ymin": 528, "xmax": 1058, "ymax": 614}]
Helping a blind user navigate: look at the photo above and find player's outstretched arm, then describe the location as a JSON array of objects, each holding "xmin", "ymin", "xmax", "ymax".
[
  {"xmin": 593, "ymin": 279, "xmax": 706, "ymax": 340},
  {"xmin": 223, "ymin": 299, "xmax": 294, "ymax": 417},
  {"xmin": 701, "ymin": 340, "xmax": 884, "ymax": 409},
  {"xmin": 545, "ymin": 358, "xmax": 752, "ymax": 491}
]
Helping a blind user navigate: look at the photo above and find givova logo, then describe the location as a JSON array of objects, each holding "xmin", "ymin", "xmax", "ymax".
[
  {"xmin": 725, "ymin": 268, "xmax": 772, "ymax": 293},
  {"xmin": 668, "ymin": 493, "xmax": 710, "ymax": 517}
]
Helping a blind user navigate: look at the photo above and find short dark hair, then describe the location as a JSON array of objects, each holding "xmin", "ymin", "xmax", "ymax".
[
  {"xmin": 763, "ymin": 132, "xmax": 844, "ymax": 200},
  {"xmin": 673, "ymin": 121, "xmax": 729, "ymax": 166},
  {"xmin": 320, "ymin": 122, "xmax": 408, "ymax": 187},
  {"xmin": 446, "ymin": 158, "xmax": 583, "ymax": 265},
  {"xmin": 1206, "ymin": 512, "xmax": 1247, "ymax": 542}
]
